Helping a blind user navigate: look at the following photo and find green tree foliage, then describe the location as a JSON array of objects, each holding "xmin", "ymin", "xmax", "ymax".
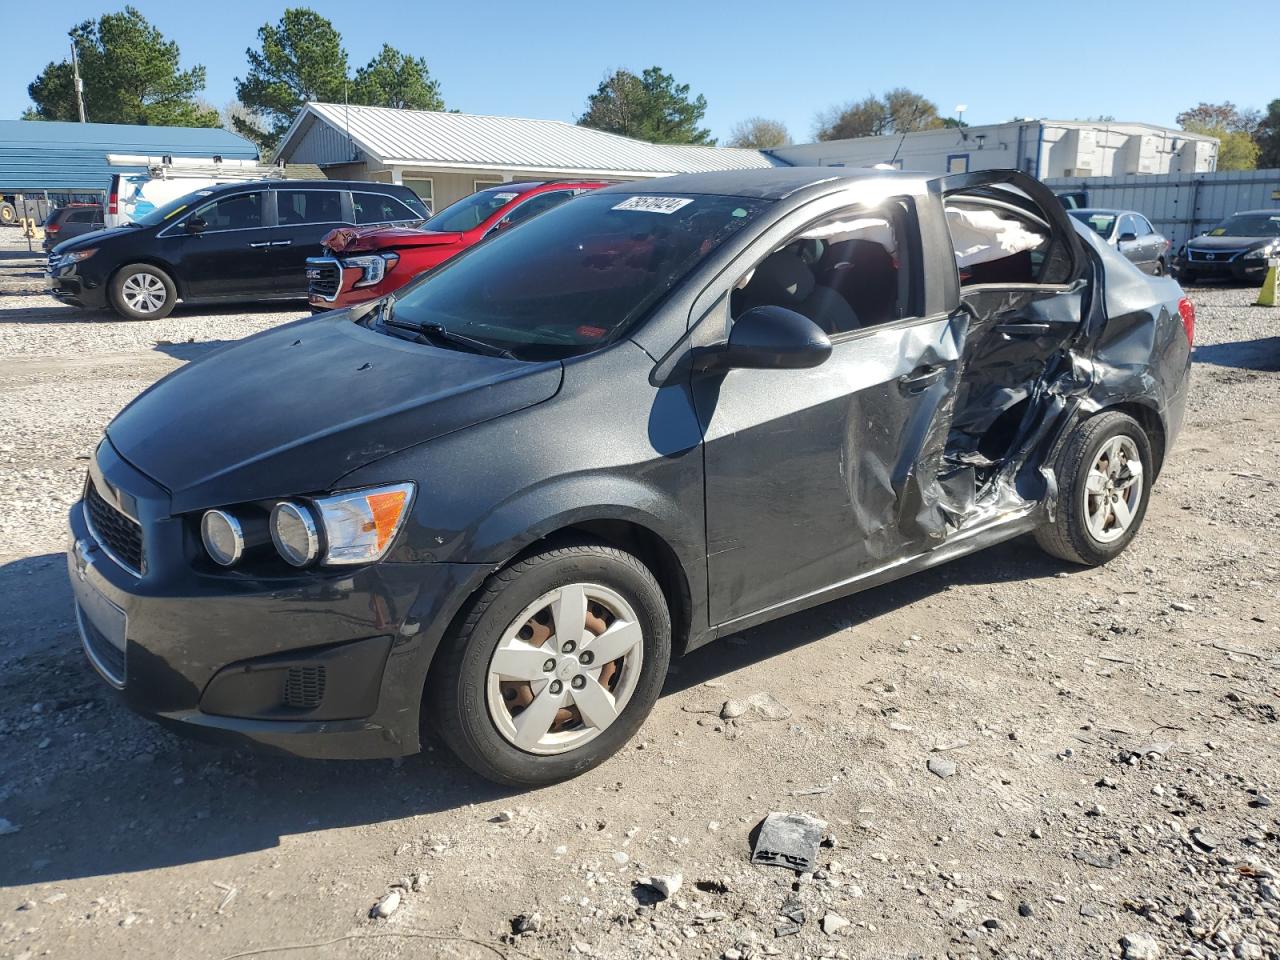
[
  {"xmin": 1182, "ymin": 123, "xmax": 1260, "ymax": 171},
  {"xmin": 234, "ymin": 8, "xmax": 349, "ymax": 149},
  {"xmin": 1176, "ymin": 102, "xmax": 1261, "ymax": 136},
  {"xmin": 1256, "ymin": 99, "xmax": 1280, "ymax": 169},
  {"xmin": 578, "ymin": 67, "xmax": 713, "ymax": 145},
  {"xmin": 814, "ymin": 88, "xmax": 944, "ymax": 141},
  {"xmin": 352, "ymin": 44, "xmax": 444, "ymax": 111},
  {"xmin": 25, "ymin": 6, "xmax": 218, "ymax": 127},
  {"xmin": 727, "ymin": 116, "xmax": 789, "ymax": 149}
]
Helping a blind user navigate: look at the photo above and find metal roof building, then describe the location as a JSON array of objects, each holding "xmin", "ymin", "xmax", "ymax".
[
  {"xmin": 0, "ymin": 119, "xmax": 259, "ymax": 197},
  {"xmin": 274, "ymin": 102, "xmax": 780, "ymax": 212}
]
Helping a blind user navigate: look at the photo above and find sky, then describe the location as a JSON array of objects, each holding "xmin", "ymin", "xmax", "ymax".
[{"xmin": 0, "ymin": 0, "xmax": 1271, "ymax": 143}]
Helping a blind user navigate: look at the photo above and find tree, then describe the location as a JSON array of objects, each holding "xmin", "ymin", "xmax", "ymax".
[
  {"xmin": 234, "ymin": 8, "xmax": 350, "ymax": 150},
  {"xmin": 813, "ymin": 88, "xmax": 944, "ymax": 141},
  {"xmin": 25, "ymin": 6, "xmax": 218, "ymax": 127},
  {"xmin": 1256, "ymin": 99, "xmax": 1280, "ymax": 169},
  {"xmin": 1176, "ymin": 101, "xmax": 1261, "ymax": 136},
  {"xmin": 1182, "ymin": 121, "xmax": 1260, "ymax": 171},
  {"xmin": 578, "ymin": 67, "xmax": 713, "ymax": 145},
  {"xmin": 352, "ymin": 44, "xmax": 444, "ymax": 111},
  {"xmin": 727, "ymin": 116, "xmax": 789, "ymax": 149}
]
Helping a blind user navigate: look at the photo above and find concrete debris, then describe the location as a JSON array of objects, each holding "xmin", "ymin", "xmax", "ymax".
[
  {"xmin": 640, "ymin": 873, "xmax": 682, "ymax": 900},
  {"xmin": 1121, "ymin": 932, "xmax": 1161, "ymax": 959},
  {"xmin": 370, "ymin": 889, "xmax": 401, "ymax": 919},
  {"xmin": 752, "ymin": 812, "xmax": 828, "ymax": 873},
  {"xmin": 927, "ymin": 756, "xmax": 957, "ymax": 779},
  {"xmin": 821, "ymin": 913, "xmax": 850, "ymax": 935}
]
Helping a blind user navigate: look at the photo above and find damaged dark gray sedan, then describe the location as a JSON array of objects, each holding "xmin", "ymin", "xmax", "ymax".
[{"xmin": 69, "ymin": 168, "xmax": 1193, "ymax": 786}]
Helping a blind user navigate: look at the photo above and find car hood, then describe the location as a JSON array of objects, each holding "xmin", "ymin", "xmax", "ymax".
[
  {"xmin": 106, "ymin": 314, "xmax": 562, "ymax": 513},
  {"xmin": 323, "ymin": 225, "xmax": 465, "ymax": 253},
  {"xmin": 1186, "ymin": 234, "xmax": 1274, "ymax": 251},
  {"xmin": 53, "ymin": 224, "xmax": 138, "ymax": 254}
]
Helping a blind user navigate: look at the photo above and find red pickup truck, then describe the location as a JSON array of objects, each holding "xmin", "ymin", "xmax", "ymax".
[{"xmin": 306, "ymin": 180, "xmax": 609, "ymax": 310}]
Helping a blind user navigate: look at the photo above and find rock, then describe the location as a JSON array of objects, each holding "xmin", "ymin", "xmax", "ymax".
[
  {"xmin": 370, "ymin": 890, "xmax": 401, "ymax": 919},
  {"xmin": 723, "ymin": 950, "xmax": 743, "ymax": 960},
  {"xmin": 1121, "ymin": 933, "xmax": 1160, "ymax": 959},
  {"xmin": 512, "ymin": 912, "xmax": 543, "ymax": 935},
  {"xmin": 612, "ymin": 852, "xmax": 630, "ymax": 866},
  {"xmin": 746, "ymin": 692, "xmax": 791, "ymax": 720},
  {"xmin": 720, "ymin": 699, "xmax": 748, "ymax": 720},
  {"xmin": 1018, "ymin": 902, "xmax": 1034, "ymax": 917},
  {"xmin": 642, "ymin": 873, "xmax": 682, "ymax": 900},
  {"xmin": 1171, "ymin": 602, "xmax": 1195, "ymax": 612},
  {"xmin": 1189, "ymin": 827, "xmax": 1218, "ymax": 852},
  {"xmin": 821, "ymin": 913, "xmax": 850, "ymax": 935},
  {"xmin": 927, "ymin": 756, "xmax": 957, "ymax": 779},
  {"xmin": 1081, "ymin": 902, "xmax": 1103, "ymax": 918},
  {"xmin": 774, "ymin": 920, "xmax": 802, "ymax": 938},
  {"xmin": 489, "ymin": 810, "xmax": 515, "ymax": 824},
  {"xmin": 982, "ymin": 917, "xmax": 1000, "ymax": 930},
  {"xmin": 1086, "ymin": 803, "xmax": 1106, "ymax": 817}
]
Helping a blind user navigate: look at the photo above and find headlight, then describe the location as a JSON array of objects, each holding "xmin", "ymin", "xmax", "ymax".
[
  {"xmin": 312, "ymin": 482, "xmax": 415, "ymax": 565},
  {"xmin": 201, "ymin": 510, "xmax": 244, "ymax": 566},
  {"xmin": 1243, "ymin": 244, "xmax": 1278, "ymax": 260},
  {"xmin": 65, "ymin": 248, "xmax": 97, "ymax": 263},
  {"xmin": 344, "ymin": 252, "xmax": 399, "ymax": 288},
  {"xmin": 271, "ymin": 501, "xmax": 321, "ymax": 567},
  {"xmin": 270, "ymin": 483, "xmax": 414, "ymax": 567}
]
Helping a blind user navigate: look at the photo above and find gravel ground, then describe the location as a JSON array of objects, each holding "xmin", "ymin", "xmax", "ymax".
[{"xmin": 1, "ymin": 229, "xmax": 1278, "ymax": 960}]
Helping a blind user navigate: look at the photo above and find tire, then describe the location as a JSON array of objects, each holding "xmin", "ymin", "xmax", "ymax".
[
  {"xmin": 1152, "ymin": 258, "xmax": 1165, "ymax": 277},
  {"xmin": 0, "ymin": 202, "xmax": 15, "ymax": 225},
  {"xmin": 109, "ymin": 264, "xmax": 177, "ymax": 320},
  {"xmin": 1034, "ymin": 411, "xmax": 1153, "ymax": 566},
  {"xmin": 429, "ymin": 539, "xmax": 671, "ymax": 786}
]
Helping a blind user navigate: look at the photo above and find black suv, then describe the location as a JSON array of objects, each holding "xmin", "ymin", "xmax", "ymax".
[{"xmin": 46, "ymin": 180, "xmax": 427, "ymax": 320}]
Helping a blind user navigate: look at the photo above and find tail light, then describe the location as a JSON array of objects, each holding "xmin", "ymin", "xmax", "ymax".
[
  {"xmin": 46, "ymin": 223, "xmax": 59, "ymax": 233},
  {"xmin": 107, "ymin": 190, "xmax": 118, "ymax": 216},
  {"xmin": 1177, "ymin": 297, "xmax": 1195, "ymax": 346}
]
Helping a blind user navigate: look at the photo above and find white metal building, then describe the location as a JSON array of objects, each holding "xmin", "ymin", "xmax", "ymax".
[
  {"xmin": 274, "ymin": 102, "xmax": 779, "ymax": 211},
  {"xmin": 769, "ymin": 120, "xmax": 1219, "ymax": 180}
]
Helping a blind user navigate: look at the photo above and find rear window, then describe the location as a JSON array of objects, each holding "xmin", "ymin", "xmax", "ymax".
[
  {"xmin": 387, "ymin": 192, "xmax": 768, "ymax": 360},
  {"xmin": 353, "ymin": 192, "xmax": 420, "ymax": 225},
  {"xmin": 1069, "ymin": 211, "xmax": 1116, "ymax": 238}
]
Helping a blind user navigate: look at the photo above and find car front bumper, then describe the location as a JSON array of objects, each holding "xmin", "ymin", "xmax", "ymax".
[
  {"xmin": 46, "ymin": 258, "xmax": 109, "ymax": 308},
  {"xmin": 1176, "ymin": 255, "xmax": 1270, "ymax": 283},
  {"xmin": 67, "ymin": 443, "xmax": 491, "ymax": 760}
]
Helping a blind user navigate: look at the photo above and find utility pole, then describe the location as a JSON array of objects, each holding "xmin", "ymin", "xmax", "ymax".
[{"xmin": 70, "ymin": 41, "xmax": 87, "ymax": 123}]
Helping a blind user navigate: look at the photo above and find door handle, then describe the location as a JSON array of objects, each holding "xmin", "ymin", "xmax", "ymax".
[
  {"xmin": 248, "ymin": 241, "xmax": 271, "ymax": 248},
  {"xmin": 270, "ymin": 240, "xmax": 293, "ymax": 247},
  {"xmin": 995, "ymin": 322, "xmax": 1052, "ymax": 336},
  {"xmin": 897, "ymin": 364, "xmax": 945, "ymax": 393}
]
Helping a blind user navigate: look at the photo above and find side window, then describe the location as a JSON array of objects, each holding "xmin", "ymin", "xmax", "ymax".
[
  {"xmin": 730, "ymin": 198, "xmax": 917, "ymax": 335},
  {"xmin": 1134, "ymin": 216, "xmax": 1154, "ymax": 237},
  {"xmin": 191, "ymin": 192, "xmax": 263, "ymax": 231},
  {"xmin": 503, "ymin": 191, "xmax": 573, "ymax": 226},
  {"xmin": 945, "ymin": 190, "xmax": 1065, "ymax": 286},
  {"xmin": 353, "ymin": 192, "xmax": 416, "ymax": 225},
  {"xmin": 277, "ymin": 190, "xmax": 343, "ymax": 226}
]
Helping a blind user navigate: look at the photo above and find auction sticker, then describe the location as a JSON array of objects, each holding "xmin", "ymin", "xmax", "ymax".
[{"xmin": 612, "ymin": 196, "xmax": 694, "ymax": 214}]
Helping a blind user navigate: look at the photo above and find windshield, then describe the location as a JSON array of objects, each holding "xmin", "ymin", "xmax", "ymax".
[
  {"xmin": 131, "ymin": 187, "xmax": 217, "ymax": 227},
  {"xmin": 387, "ymin": 192, "xmax": 768, "ymax": 360},
  {"xmin": 422, "ymin": 190, "xmax": 522, "ymax": 233},
  {"xmin": 1069, "ymin": 211, "xmax": 1116, "ymax": 239},
  {"xmin": 1208, "ymin": 213, "xmax": 1280, "ymax": 238}
]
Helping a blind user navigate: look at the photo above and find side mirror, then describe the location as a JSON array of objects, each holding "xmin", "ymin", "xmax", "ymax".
[
  {"xmin": 185, "ymin": 215, "xmax": 207, "ymax": 235},
  {"xmin": 698, "ymin": 305, "xmax": 832, "ymax": 371},
  {"xmin": 1118, "ymin": 231, "xmax": 1138, "ymax": 242}
]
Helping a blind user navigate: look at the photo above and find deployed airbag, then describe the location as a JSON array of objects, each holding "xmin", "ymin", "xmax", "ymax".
[{"xmin": 946, "ymin": 206, "xmax": 1045, "ymax": 268}]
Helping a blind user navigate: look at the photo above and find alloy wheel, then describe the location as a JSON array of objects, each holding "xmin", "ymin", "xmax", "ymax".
[
  {"xmin": 485, "ymin": 583, "xmax": 644, "ymax": 755},
  {"xmin": 121, "ymin": 273, "xmax": 168, "ymax": 315},
  {"xmin": 1083, "ymin": 435, "xmax": 1144, "ymax": 543}
]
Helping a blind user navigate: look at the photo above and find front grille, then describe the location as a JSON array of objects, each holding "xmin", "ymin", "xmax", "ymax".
[
  {"xmin": 85, "ymin": 481, "xmax": 144, "ymax": 575},
  {"xmin": 1188, "ymin": 249, "xmax": 1241, "ymax": 262},
  {"xmin": 306, "ymin": 259, "xmax": 341, "ymax": 300},
  {"xmin": 284, "ymin": 666, "xmax": 326, "ymax": 709},
  {"xmin": 78, "ymin": 606, "xmax": 126, "ymax": 686}
]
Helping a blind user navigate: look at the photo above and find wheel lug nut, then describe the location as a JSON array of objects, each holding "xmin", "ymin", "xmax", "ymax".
[
  {"xmin": 571, "ymin": 675, "xmax": 586, "ymax": 689},
  {"xmin": 549, "ymin": 680, "xmax": 563, "ymax": 695},
  {"xmin": 561, "ymin": 640, "xmax": 576, "ymax": 653},
  {"xmin": 579, "ymin": 651, "xmax": 594, "ymax": 665},
  {"xmin": 543, "ymin": 658, "xmax": 556, "ymax": 673}
]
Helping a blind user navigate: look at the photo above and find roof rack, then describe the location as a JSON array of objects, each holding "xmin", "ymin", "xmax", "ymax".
[{"xmin": 106, "ymin": 154, "xmax": 287, "ymax": 181}]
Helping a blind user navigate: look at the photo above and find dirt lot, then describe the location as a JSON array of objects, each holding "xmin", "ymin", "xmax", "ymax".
[{"xmin": 1, "ymin": 233, "xmax": 1278, "ymax": 960}]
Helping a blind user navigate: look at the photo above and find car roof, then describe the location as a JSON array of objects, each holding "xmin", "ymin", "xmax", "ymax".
[
  {"xmin": 1229, "ymin": 209, "xmax": 1280, "ymax": 216},
  {"xmin": 1070, "ymin": 208, "xmax": 1136, "ymax": 217},
  {"xmin": 595, "ymin": 167, "xmax": 921, "ymax": 201},
  {"xmin": 204, "ymin": 179, "xmax": 405, "ymax": 193}
]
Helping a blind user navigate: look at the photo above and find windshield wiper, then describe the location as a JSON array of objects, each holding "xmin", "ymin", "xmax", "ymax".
[{"xmin": 383, "ymin": 313, "xmax": 518, "ymax": 360}]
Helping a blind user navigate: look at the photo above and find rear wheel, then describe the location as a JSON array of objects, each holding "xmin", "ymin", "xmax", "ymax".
[
  {"xmin": 1152, "ymin": 258, "xmax": 1166, "ymax": 277},
  {"xmin": 109, "ymin": 264, "xmax": 176, "ymax": 320},
  {"xmin": 0, "ymin": 202, "xmax": 15, "ymax": 225},
  {"xmin": 1034, "ymin": 411, "xmax": 1152, "ymax": 566},
  {"xmin": 429, "ymin": 540, "xmax": 671, "ymax": 786}
]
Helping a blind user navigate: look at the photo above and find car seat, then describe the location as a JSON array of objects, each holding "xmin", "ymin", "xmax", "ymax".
[
  {"xmin": 817, "ymin": 239, "xmax": 899, "ymax": 327},
  {"xmin": 736, "ymin": 249, "xmax": 858, "ymax": 334}
]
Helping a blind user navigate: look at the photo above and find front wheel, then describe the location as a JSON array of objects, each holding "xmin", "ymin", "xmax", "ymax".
[
  {"xmin": 1034, "ymin": 411, "xmax": 1153, "ymax": 566},
  {"xmin": 429, "ymin": 540, "xmax": 671, "ymax": 786},
  {"xmin": 109, "ymin": 264, "xmax": 177, "ymax": 320}
]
